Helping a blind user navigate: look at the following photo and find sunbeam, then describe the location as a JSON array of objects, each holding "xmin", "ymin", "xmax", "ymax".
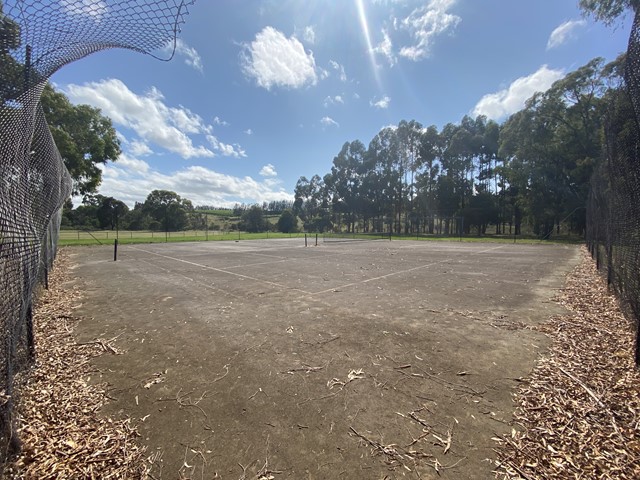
[{"xmin": 355, "ymin": 0, "xmax": 382, "ymax": 91}]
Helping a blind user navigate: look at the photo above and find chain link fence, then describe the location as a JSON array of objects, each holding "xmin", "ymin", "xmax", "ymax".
[
  {"xmin": 0, "ymin": 0, "xmax": 194, "ymax": 457},
  {"xmin": 586, "ymin": 9, "xmax": 640, "ymax": 364}
]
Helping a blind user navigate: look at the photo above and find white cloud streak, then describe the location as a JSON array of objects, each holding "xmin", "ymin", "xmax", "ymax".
[
  {"xmin": 303, "ymin": 25, "xmax": 316, "ymax": 44},
  {"xmin": 370, "ymin": 95, "xmax": 391, "ymax": 109},
  {"xmin": 174, "ymin": 39, "xmax": 204, "ymax": 72},
  {"xmin": 260, "ymin": 164, "xmax": 277, "ymax": 177},
  {"xmin": 321, "ymin": 116, "xmax": 339, "ymax": 127},
  {"xmin": 472, "ymin": 65, "xmax": 565, "ymax": 120},
  {"xmin": 547, "ymin": 19, "xmax": 586, "ymax": 50},
  {"xmin": 323, "ymin": 95, "xmax": 344, "ymax": 107},
  {"xmin": 241, "ymin": 26, "xmax": 318, "ymax": 90},
  {"xmin": 373, "ymin": 29, "xmax": 396, "ymax": 66},
  {"xmin": 329, "ymin": 60, "xmax": 348, "ymax": 81},
  {"xmin": 399, "ymin": 0, "xmax": 461, "ymax": 61},
  {"xmin": 60, "ymin": 0, "xmax": 107, "ymax": 19}
]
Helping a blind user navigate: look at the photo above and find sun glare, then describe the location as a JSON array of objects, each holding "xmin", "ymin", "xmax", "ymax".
[{"xmin": 355, "ymin": 0, "xmax": 382, "ymax": 90}]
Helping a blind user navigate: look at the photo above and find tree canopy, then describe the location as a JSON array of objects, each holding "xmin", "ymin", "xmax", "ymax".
[
  {"xmin": 579, "ymin": 0, "xmax": 639, "ymax": 24},
  {"xmin": 40, "ymin": 84, "xmax": 121, "ymax": 196},
  {"xmin": 293, "ymin": 56, "xmax": 625, "ymax": 238}
]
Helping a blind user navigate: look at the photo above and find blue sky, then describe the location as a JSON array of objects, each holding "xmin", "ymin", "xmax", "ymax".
[{"xmin": 49, "ymin": 0, "xmax": 633, "ymax": 208}]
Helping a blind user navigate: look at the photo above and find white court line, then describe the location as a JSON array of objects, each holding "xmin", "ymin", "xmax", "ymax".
[
  {"xmin": 310, "ymin": 245, "xmax": 504, "ymax": 295},
  {"xmin": 136, "ymin": 257, "xmax": 243, "ymax": 299},
  {"xmin": 129, "ymin": 245, "xmax": 312, "ymax": 295},
  {"xmin": 129, "ymin": 244, "xmax": 504, "ymax": 298}
]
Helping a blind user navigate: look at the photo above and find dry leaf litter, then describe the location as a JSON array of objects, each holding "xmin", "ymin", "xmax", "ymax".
[
  {"xmin": 3, "ymin": 249, "xmax": 147, "ymax": 479},
  {"xmin": 494, "ymin": 247, "xmax": 640, "ymax": 479}
]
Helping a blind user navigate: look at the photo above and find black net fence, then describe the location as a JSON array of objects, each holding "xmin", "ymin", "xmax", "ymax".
[
  {"xmin": 586, "ymin": 8, "xmax": 640, "ymax": 364},
  {"xmin": 0, "ymin": 0, "xmax": 194, "ymax": 457}
]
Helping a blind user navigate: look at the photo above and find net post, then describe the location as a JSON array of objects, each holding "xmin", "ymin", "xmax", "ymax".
[
  {"xmin": 114, "ymin": 239, "xmax": 118, "ymax": 261},
  {"xmin": 305, "ymin": 234, "xmax": 307, "ymax": 247},
  {"xmin": 316, "ymin": 233, "xmax": 318, "ymax": 246}
]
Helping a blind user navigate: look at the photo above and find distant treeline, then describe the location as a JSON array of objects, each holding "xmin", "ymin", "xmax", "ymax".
[
  {"xmin": 195, "ymin": 200, "xmax": 295, "ymax": 216},
  {"xmin": 63, "ymin": 191, "xmax": 299, "ymax": 233},
  {"xmin": 293, "ymin": 55, "xmax": 628, "ymax": 238}
]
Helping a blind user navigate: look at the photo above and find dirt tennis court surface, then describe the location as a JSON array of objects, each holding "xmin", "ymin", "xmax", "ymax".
[{"xmin": 68, "ymin": 239, "xmax": 578, "ymax": 479}]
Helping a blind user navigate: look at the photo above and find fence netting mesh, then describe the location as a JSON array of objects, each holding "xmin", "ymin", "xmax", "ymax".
[
  {"xmin": 0, "ymin": 0, "xmax": 194, "ymax": 457},
  {"xmin": 586, "ymin": 9, "xmax": 640, "ymax": 363}
]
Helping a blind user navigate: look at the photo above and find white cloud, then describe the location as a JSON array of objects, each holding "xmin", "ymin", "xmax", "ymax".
[
  {"xmin": 60, "ymin": 0, "xmax": 107, "ymax": 19},
  {"xmin": 472, "ymin": 65, "xmax": 565, "ymax": 120},
  {"xmin": 64, "ymin": 79, "xmax": 215, "ymax": 159},
  {"xmin": 303, "ymin": 25, "xmax": 316, "ymax": 44},
  {"xmin": 323, "ymin": 95, "xmax": 344, "ymax": 107},
  {"xmin": 174, "ymin": 39, "xmax": 203, "ymax": 72},
  {"xmin": 97, "ymin": 159, "xmax": 292, "ymax": 208},
  {"xmin": 206, "ymin": 135, "xmax": 247, "ymax": 158},
  {"xmin": 370, "ymin": 95, "xmax": 391, "ymax": 109},
  {"xmin": 115, "ymin": 153, "xmax": 150, "ymax": 175},
  {"xmin": 130, "ymin": 140, "xmax": 152, "ymax": 157},
  {"xmin": 329, "ymin": 60, "xmax": 348, "ymax": 82},
  {"xmin": 260, "ymin": 164, "xmax": 277, "ymax": 177},
  {"xmin": 547, "ymin": 19, "xmax": 586, "ymax": 50},
  {"xmin": 241, "ymin": 26, "xmax": 318, "ymax": 90},
  {"xmin": 321, "ymin": 116, "xmax": 339, "ymax": 127},
  {"xmin": 213, "ymin": 116, "xmax": 229, "ymax": 126},
  {"xmin": 373, "ymin": 29, "xmax": 396, "ymax": 66},
  {"xmin": 244, "ymin": 129, "xmax": 253, "ymax": 135},
  {"xmin": 399, "ymin": 0, "xmax": 461, "ymax": 61}
]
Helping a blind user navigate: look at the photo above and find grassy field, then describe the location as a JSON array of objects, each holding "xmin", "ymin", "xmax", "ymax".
[
  {"xmin": 58, "ymin": 229, "xmax": 582, "ymax": 246},
  {"xmin": 58, "ymin": 230, "xmax": 306, "ymax": 246}
]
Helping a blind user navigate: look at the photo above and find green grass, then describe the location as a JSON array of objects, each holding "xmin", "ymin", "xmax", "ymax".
[
  {"xmin": 390, "ymin": 233, "xmax": 584, "ymax": 245},
  {"xmin": 59, "ymin": 231, "xmax": 307, "ymax": 246},
  {"xmin": 58, "ymin": 228, "xmax": 582, "ymax": 247}
]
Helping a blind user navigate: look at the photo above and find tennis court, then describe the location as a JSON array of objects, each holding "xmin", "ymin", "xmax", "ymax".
[{"xmin": 68, "ymin": 238, "xmax": 578, "ymax": 479}]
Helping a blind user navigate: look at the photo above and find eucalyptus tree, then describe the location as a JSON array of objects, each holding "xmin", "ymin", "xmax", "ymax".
[
  {"xmin": 579, "ymin": 0, "xmax": 639, "ymax": 24},
  {"xmin": 328, "ymin": 140, "xmax": 367, "ymax": 232},
  {"xmin": 367, "ymin": 126, "xmax": 404, "ymax": 232},
  {"xmin": 293, "ymin": 174, "xmax": 332, "ymax": 232},
  {"xmin": 397, "ymin": 120, "xmax": 425, "ymax": 231},
  {"xmin": 415, "ymin": 125, "xmax": 441, "ymax": 233},
  {"xmin": 499, "ymin": 57, "xmax": 613, "ymax": 236}
]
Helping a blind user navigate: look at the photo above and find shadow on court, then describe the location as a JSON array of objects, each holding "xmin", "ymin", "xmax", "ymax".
[{"xmin": 69, "ymin": 238, "xmax": 579, "ymax": 479}]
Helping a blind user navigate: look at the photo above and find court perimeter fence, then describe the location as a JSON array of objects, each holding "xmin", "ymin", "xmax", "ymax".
[
  {"xmin": 586, "ymin": 8, "xmax": 640, "ymax": 364},
  {"xmin": 0, "ymin": 0, "xmax": 195, "ymax": 458}
]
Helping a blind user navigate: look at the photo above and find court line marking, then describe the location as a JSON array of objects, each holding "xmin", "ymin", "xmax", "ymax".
[
  {"xmin": 309, "ymin": 245, "xmax": 505, "ymax": 295},
  {"xmin": 129, "ymin": 245, "xmax": 312, "ymax": 295},
  {"xmin": 136, "ymin": 257, "xmax": 244, "ymax": 299},
  {"xmin": 129, "ymin": 243, "xmax": 504, "ymax": 298}
]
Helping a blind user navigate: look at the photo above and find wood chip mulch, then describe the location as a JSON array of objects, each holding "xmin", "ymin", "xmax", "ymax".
[
  {"xmin": 494, "ymin": 247, "xmax": 640, "ymax": 479},
  {"xmin": 3, "ymin": 249, "xmax": 148, "ymax": 479}
]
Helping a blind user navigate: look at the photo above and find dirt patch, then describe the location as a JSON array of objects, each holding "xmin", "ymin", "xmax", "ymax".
[{"xmin": 59, "ymin": 239, "xmax": 576, "ymax": 479}]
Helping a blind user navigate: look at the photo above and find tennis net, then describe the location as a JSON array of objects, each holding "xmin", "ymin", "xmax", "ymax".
[{"xmin": 322, "ymin": 232, "xmax": 391, "ymax": 243}]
